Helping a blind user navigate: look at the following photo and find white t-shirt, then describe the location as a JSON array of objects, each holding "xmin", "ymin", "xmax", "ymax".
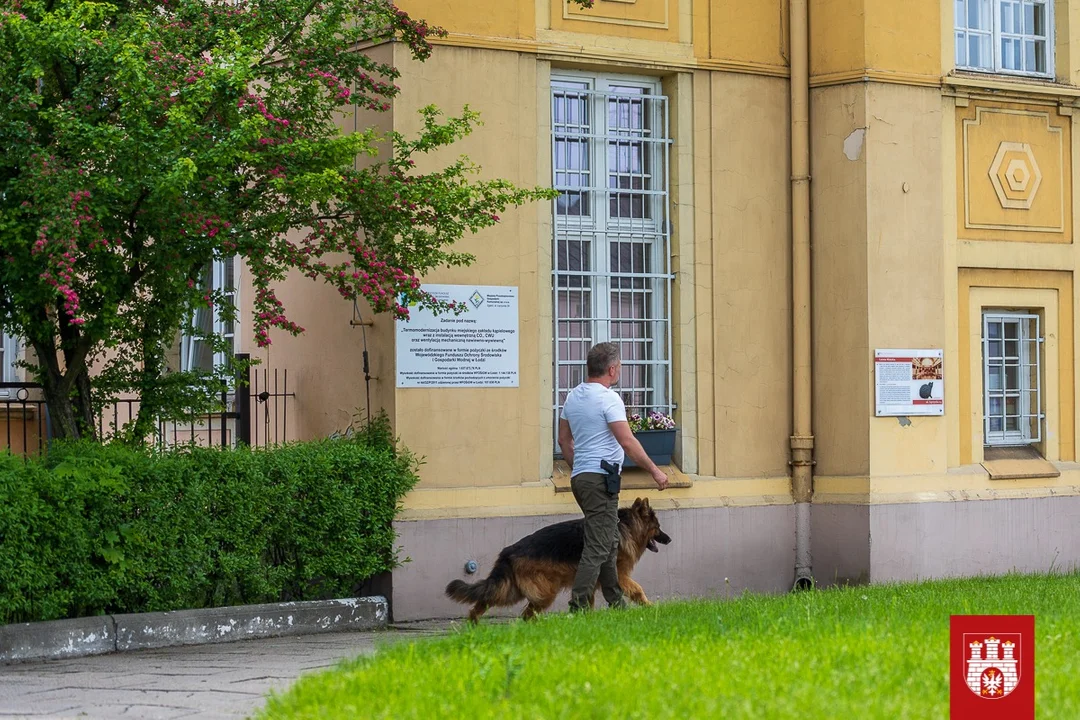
[{"xmin": 560, "ymin": 382, "xmax": 627, "ymax": 477}]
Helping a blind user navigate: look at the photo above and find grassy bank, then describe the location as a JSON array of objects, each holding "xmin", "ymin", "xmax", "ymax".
[{"xmin": 258, "ymin": 572, "xmax": 1079, "ymax": 719}]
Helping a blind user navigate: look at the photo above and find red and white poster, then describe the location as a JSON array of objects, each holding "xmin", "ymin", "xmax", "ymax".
[{"xmin": 874, "ymin": 349, "xmax": 944, "ymax": 417}]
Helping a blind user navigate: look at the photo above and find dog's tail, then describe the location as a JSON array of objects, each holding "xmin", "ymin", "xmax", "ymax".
[{"xmin": 445, "ymin": 557, "xmax": 516, "ymax": 606}]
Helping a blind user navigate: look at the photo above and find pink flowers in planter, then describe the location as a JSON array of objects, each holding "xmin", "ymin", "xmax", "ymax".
[{"xmin": 627, "ymin": 411, "xmax": 676, "ymax": 433}]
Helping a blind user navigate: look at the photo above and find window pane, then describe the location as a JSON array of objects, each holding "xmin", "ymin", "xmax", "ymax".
[
  {"xmin": 988, "ymin": 365, "xmax": 1004, "ymax": 390},
  {"xmin": 610, "ymin": 240, "xmax": 648, "ymax": 276},
  {"xmin": 1033, "ymin": 2, "xmax": 1046, "ymax": 36},
  {"xmin": 956, "ymin": 32, "xmax": 968, "ymax": 66},
  {"xmin": 1002, "ymin": 2, "xmax": 1016, "ymax": 33},
  {"xmin": 1025, "ymin": 388, "xmax": 1039, "ymax": 417},
  {"xmin": 1000, "ymin": 38, "xmax": 1013, "ymax": 70},
  {"xmin": 968, "ymin": 0, "xmax": 991, "ymax": 29},
  {"xmin": 956, "ymin": 0, "xmax": 966, "ymax": 27},
  {"xmin": 970, "ymin": 35, "xmax": 984, "ymax": 67},
  {"xmin": 607, "ymin": 90, "xmax": 650, "ymax": 221},
  {"xmin": 554, "ymin": 87, "xmax": 592, "ymax": 218},
  {"xmin": 1033, "ymin": 41, "xmax": 1046, "ymax": 74}
]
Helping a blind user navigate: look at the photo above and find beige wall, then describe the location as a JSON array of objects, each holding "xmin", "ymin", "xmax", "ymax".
[
  {"xmin": 694, "ymin": 71, "xmax": 793, "ymax": 479},
  {"xmin": 810, "ymin": 82, "xmax": 869, "ymax": 478},
  {"xmin": 388, "ymin": 46, "xmax": 548, "ymax": 489},
  {"xmin": 241, "ymin": 45, "xmax": 399, "ymax": 443},
  {"xmin": 865, "ymin": 84, "xmax": 947, "ymax": 478}
]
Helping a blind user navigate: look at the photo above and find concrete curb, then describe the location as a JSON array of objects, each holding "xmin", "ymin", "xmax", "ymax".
[{"xmin": 1, "ymin": 596, "xmax": 387, "ymax": 664}]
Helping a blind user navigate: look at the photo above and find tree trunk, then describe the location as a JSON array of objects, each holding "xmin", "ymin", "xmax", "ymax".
[
  {"xmin": 42, "ymin": 380, "xmax": 82, "ymax": 441},
  {"xmin": 73, "ymin": 369, "xmax": 97, "ymax": 439},
  {"xmin": 128, "ymin": 338, "xmax": 165, "ymax": 444},
  {"xmin": 32, "ymin": 338, "xmax": 97, "ymax": 442}
]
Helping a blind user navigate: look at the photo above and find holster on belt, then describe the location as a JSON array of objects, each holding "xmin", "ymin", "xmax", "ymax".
[{"xmin": 599, "ymin": 459, "xmax": 622, "ymax": 495}]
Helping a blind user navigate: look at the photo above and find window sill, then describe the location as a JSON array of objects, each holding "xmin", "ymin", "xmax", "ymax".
[
  {"xmin": 944, "ymin": 72, "xmax": 1080, "ymax": 101},
  {"xmin": 980, "ymin": 445, "xmax": 1061, "ymax": 480},
  {"xmin": 551, "ymin": 459, "xmax": 692, "ymax": 493}
]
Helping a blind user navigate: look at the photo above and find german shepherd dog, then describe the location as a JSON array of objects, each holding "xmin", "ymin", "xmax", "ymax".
[{"xmin": 445, "ymin": 497, "xmax": 671, "ymax": 622}]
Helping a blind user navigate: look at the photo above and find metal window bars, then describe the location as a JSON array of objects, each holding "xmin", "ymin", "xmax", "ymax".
[
  {"xmin": 551, "ymin": 79, "xmax": 674, "ymax": 441},
  {"xmin": 982, "ymin": 312, "xmax": 1042, "ymax": 445}
]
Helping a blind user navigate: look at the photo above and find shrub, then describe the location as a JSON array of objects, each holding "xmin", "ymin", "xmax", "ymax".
[{"xmin": 0, "ymin": 412, "xmax": 419, "ymax": 624}]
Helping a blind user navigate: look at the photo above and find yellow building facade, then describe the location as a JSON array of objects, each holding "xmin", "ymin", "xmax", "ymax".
[{"xmin": 263, "ymin": 0, "xmax": 1080, "ymax": 620}]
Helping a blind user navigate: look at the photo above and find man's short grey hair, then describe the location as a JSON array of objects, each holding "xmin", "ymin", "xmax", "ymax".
[{"xmin": 586, "ymin": 342, "xmax": 620, "ymax": 379}]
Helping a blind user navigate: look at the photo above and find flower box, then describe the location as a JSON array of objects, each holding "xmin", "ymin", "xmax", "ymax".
[
  {"xmin": 623, "ymin": 428, "xmax": 676, "ymax": 468},
  {"xmin": 624, "ymin": 411, "xmax": 677, "ymax": 468}
]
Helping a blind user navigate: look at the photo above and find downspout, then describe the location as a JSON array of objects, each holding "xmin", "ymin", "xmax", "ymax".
[{"xmin": 789, "ymin": 0, "xmax": 815, "ymax": 590}]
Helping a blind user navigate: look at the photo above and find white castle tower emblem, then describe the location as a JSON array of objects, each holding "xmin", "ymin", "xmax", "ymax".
[{"xmin": 964, "ymin": 634, "xmax": 1021, "ymax": 699}]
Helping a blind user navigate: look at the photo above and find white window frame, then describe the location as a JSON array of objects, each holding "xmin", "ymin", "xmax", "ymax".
[
  {"xmin": 550, "ymin": 71, "xmax": 674, "ymax": 442},
  {"xmin": 982, "ymin": 311, "xmax": 1043, "ymax": 446},
  {"xmin": 1, "ymin": 332, "xmax": 19, "ymax": 383},
  {"xmin": 954, "ymin": 0, "xmax": 1055, "ymax": 78},
  {"xmin": 181, "ymin": 256, "xmax": 239, "ymax": 374}
]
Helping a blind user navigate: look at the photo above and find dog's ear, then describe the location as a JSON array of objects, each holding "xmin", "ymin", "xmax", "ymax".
[
  {"xmin": 642, "ymin": 497, "xmax": 651, "ymax": 510},
  {"xmin": 631, "ymin": 497, "xmax": 643, "ymax": 512}
]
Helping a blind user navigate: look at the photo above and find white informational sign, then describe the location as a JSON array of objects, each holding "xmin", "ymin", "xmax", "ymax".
[
  {"xmin": 396, "ymin": 284, "xmax": 519, "ymax": 388},
  {"xmin": 874, "ymin": 349, "xmax": 944, "ymax": 416}
]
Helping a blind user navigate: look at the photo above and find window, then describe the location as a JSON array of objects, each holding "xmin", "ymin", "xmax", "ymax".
[
  {"xmin": 181, "ymin": 256, "xmax": 237, "ymax": 373},
  {"xmin": 955, "ymin": 0, "xmax": 1053, "ymax": 77},
  {"xmin": 982, "ymin": 312, "xmax": 1042, "ymax": 445},
  {"xmin": 0, "ymin": 332, "xmax": 18, "ymax": 383},
  {"xmin": 551, "ymin": 72, "xmax": 673, "ymax": 435}
]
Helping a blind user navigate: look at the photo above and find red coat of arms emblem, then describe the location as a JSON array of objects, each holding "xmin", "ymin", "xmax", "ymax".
[{"xmin": 963, "ymin": 634, "xmax": 1021, "ymax": 698}]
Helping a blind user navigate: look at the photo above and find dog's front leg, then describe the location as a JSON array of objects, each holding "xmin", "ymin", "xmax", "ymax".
[{"xmin": 620, "ymin": 577, "xmax": 651, "ymax": 606}]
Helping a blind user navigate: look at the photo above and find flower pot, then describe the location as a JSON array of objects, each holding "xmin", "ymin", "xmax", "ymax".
[{"xmin": 624, "ymin": 428, "xmax": 676, "ymax": 468}]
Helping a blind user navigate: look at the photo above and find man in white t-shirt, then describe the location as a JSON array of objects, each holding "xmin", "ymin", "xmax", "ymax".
[{"xmin": 558, "ymin": 342, "xmax": 668, "ymax": 612}]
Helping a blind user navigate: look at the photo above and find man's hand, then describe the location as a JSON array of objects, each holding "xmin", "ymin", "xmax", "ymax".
[{"xmin": 651, "ymin": 467, "xmax": 669, "ymax": 490}]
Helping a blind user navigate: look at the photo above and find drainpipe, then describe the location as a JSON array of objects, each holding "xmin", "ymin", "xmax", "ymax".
[{"xmin": 789, "ymin": 0, "xmax": 815, "ymax": 591}]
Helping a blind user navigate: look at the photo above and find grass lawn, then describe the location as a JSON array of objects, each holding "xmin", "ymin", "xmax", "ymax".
[{"xmin": 257, "ymin": 572, "xmax": 1079, "ymax": 719}]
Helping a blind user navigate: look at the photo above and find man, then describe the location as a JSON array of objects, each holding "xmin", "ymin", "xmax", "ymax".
[{"xmin": 558, "ymin": 342, "xmax": 669, "ymax": 612}]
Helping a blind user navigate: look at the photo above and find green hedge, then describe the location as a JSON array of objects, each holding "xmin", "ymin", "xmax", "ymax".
[{"xmin": 0, "ymin": 415, "xmax": 420, "ymax": 625}]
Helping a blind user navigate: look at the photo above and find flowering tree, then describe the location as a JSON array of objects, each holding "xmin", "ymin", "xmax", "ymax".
[{"xmin": 0, "ymin": 0, "xmax": 587, "ymax": 441}]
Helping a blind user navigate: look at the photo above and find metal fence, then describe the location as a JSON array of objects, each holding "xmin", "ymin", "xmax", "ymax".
[{"xmin": 0, "ymin": 353, "xmax": 295, "ymax": 456}]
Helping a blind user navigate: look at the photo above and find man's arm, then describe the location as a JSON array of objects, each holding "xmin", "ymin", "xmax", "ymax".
[
  {"xmin": 558, "ymin": 418, "xmax": 574, "ymax": 469},
  {"xmin": 609, "ymin": 421, "xmax": 669, "ymax": 490}
]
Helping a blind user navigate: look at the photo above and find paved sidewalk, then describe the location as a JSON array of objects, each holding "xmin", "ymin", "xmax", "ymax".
[{"xmin": 0, "ymin": 621, "xmax": 460, "ymax": 719}]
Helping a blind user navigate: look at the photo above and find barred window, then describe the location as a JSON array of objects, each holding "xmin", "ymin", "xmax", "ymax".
[
  {"xmin": 982, "ymin": 312, "xmax": 1042, "ymax": 445},
  {"xmin": 955, "ymin": 0, "xmax": 1053, "ymax": 77},
  {"xmin": 551, "ymin": 73, "xmax": 673, "ymax": 439}
]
